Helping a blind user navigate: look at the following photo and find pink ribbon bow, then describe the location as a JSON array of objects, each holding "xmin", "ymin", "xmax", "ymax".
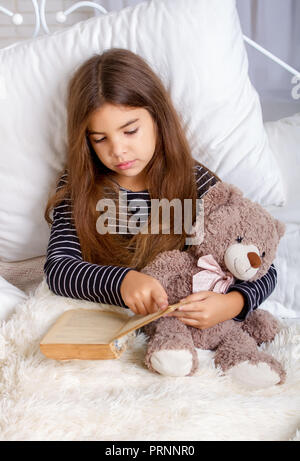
[{"xmin": 192, "ymin": 254, "xmax": 234, "ymax": 294}]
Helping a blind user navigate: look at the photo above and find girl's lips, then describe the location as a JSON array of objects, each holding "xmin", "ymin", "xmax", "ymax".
[{"xmin": 116, "ymin": 160, "xmax": 136, "ymax": 170}]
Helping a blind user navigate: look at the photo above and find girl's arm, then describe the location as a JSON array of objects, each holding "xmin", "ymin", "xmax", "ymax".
[
  {"xmin": 227, "ymin": 263, "xmax": 277, "ymax": 321},
  {"xmin": 44, "ymin": 183, "xmax": 133, "ymax": 308},
  {"xmin": 167, "ymin": 264, "xmax": 277, "ymax": 329}
]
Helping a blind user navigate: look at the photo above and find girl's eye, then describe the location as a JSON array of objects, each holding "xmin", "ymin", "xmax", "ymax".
[
  {"xmin": 236, "ymin": 236, "xmax": 243, "ymax": 243},
  {"xmin": 94, "ymin": 128, "xmax": 138, "ymax": 144},
  {"xmin": 261, "ymin": 251, "xmax": 266, "ymax": 258},
  {"xmin": 126, "ymin": 128, "xmax": 138, "ymax": 135}
]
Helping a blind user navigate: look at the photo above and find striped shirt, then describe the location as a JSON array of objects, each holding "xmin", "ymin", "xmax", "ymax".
[{"xmin": 43, "ymin": 164, "xmax": 277, "ymax": 321}]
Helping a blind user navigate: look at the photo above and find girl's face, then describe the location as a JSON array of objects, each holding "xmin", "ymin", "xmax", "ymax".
[{"xmin": 87, "ymin": 103, "xmax": 157, "ymax": 191}]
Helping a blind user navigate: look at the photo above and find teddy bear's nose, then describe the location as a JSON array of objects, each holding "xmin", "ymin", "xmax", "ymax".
[{"xmin": 247, "ymin": 252, "xmax": 261, "ymax": 268}]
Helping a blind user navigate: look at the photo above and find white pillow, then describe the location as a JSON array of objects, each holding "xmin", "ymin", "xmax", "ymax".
[
  {"xmin": 264, "ymin": 113, "xmax": 300, "ymax": 214},
  {"xmin": 0, "ymin": 276, "xmax": 28, "ymax": 321},
  {"xmin": 0, "ymin": 0, "xmax": 285, "ymax": 262},
  {"xmin": 261, "ymin": 113, "xmax": 300, "ymax": 318}
]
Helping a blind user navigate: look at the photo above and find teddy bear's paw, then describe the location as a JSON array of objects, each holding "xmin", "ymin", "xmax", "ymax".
[
  {"xmin": 226, "ymin": 361, "xmax": 281, "ymax": 389},
  {"xmin": 150, "ymin": 349, "xmax": 194, "ymax": 377}
]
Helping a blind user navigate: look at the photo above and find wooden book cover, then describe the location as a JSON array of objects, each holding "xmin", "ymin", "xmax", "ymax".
[{"xmin": 40, "ymin": 301, "xmax": 184, "ymax": 361}]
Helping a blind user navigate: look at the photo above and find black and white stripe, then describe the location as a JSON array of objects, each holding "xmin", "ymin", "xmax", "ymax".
[
  {"xmin": 227, "ymin": 263, "xmax": 277, "ymax": 321},
  {"xmin": 44, "ymin": 165, "xmax": 277, "ymax": 320}
]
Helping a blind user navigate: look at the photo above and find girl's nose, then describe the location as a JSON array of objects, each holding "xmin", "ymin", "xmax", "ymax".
[
  {"xmin": 112, "ymin": 150, "xmax": 127, "ymax": 163},
  {"xmin": 110, "ymin": 138, "xmax": 127, "ymax": 156}
]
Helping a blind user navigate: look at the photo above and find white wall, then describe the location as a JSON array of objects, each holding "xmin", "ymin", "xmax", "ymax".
[{"xmin": 236, "ymin": 0, "xmax": 300, "ymax": 121}]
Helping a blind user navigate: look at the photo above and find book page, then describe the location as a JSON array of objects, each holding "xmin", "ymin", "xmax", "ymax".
[
  {"xmin": 40, "ymin": 309, "xmax": 130, "ymax": 345},
  {"xmin": 112, "ymin": 302, "xmax": 182, "ymax": 340}
]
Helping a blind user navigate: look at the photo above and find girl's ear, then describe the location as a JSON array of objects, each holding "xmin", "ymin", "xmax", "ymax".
[{"xmin": 203, "ymin": 181, "xmax": 243, "ymax": 217}]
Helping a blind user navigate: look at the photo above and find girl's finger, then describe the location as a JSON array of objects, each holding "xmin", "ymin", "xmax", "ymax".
[
  {"xmin": 135, "ymin": 300, "xmax": 148, "ymax": 316},
  {"xmin": 166, "ymin": 310, "xmax": 198, "ymax": 319},
  {"xmin": 180, "ymin": 292, "xmax": 209, "ymax": 303},
  {"xmin": 156, "ymin": 297, "xmax": 169, "ymax": 310},
  {"xmin": 149, "ymin": 300, "xmax": 161, "ymax": 313},
  {"xmin": 178, "ymin": 302, "xmax": 203, "ymax": 312},
  {"xmin": 179, "ymin": 318, "xmax": 200, "ymax": 327},
  {"xmin": 164, "ymin": 310, "xmax": 185, "ymax": 317}
]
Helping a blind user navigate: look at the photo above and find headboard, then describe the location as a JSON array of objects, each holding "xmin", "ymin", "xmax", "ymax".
[
  {"xmin": 1, "ymin": 0, "xmax": 299, "ymax": 83},
  {"xmin": 0, "ymin": 1, "xmax": 108, "ymax": 48}
]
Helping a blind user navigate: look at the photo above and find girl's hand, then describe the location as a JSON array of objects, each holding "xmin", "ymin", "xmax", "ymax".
[
  {"xmin": 166, "ymin": 291, "xmax": 245, "ymax": 329},
  {"xmin": 120, "ymin": 270, "xmax": 169, "ymax": 316}
]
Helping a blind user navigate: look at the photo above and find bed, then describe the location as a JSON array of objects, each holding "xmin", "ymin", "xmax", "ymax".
[{"xmin": 0, "ymin": 0, "xmax": 299, "ymax": 441}]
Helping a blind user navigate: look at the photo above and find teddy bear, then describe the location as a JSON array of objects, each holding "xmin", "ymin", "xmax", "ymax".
[{"xmin": 140, "ymin": 181, "xmax": 286, "ymax": 389}]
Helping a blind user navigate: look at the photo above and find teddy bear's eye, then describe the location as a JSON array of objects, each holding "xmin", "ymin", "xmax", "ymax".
[
  {"xmin": 261, "ymin": 251, "xmax": 266, "ymax": 258},
  {"xmin": 236, "ymin": 236, "xmax": 243, "ymax": 243}
]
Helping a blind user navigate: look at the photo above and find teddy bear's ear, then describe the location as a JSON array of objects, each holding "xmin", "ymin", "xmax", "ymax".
[
  {"xmin": 203, "ymin": 181, "xmax": 244, "ymax": 216},
  {"xmin": 275, "ymin": 219, "xmax": 286, "ymax": 239}
]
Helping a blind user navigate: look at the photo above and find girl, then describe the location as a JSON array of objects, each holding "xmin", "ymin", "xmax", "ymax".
[{"xmin": 44, "ymin": 48, "xmax": 277, "ymax": 330}]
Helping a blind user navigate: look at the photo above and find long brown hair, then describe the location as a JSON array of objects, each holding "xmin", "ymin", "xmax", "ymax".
[{"xmin": 44, "ymin": 48, "xmax": 217, "ymax": 271}]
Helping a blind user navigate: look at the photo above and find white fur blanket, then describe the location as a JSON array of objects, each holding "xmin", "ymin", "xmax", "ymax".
[{"xmin": 0, "ymin": 279, "xmax": 299, "ymax": 441}]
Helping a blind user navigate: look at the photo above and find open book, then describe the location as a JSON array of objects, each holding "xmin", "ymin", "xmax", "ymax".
[{"xmin": 40, "ymin": 301, "xmax": 184, "ymax": 360}]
